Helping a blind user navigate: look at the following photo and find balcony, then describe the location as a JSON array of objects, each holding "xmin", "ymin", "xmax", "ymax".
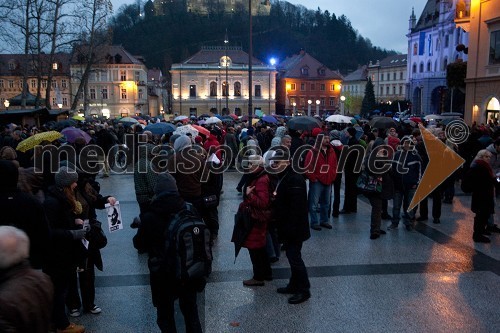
[{"xmin": 454, "ymin": 0, "xmax": 471, "ymax": 32}]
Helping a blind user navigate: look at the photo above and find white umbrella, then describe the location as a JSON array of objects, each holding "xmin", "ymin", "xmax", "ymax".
[
  {"xmin": 174, "ymin": 115, "xmax": 188, "ymax": 121},
  {"xmin": 424, "ymin": 114, "xmax": 443, "ymax": 121},
  {"xmin": 325, "ymin": 114, "xmax": 353, "ymax": 124},
  {"xmin": 174, "ymin": 124, "xmax": 199, "ymax": 137},
  {"xmin": 205, "ymin": 116, "xmax": 222, "ymax": 124}
]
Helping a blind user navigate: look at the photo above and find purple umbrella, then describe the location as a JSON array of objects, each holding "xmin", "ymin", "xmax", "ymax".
[{"xmin": 61, "ymin": 127, "xmax": 92, "ymax": 144}]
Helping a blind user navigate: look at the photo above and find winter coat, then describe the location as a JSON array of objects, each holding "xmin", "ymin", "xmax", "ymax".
[
  {"xmin": 467, "ymin": 159, "xmax": 496, "ymax": 214},
  {"xmin": 167, "ymin": 148, "xmax": 205, "ymax": 199},
  {"xmin": 304, "ymin": 144, "xmax": 337, "ymax": 185},
  {"xmin": 0, "ymin": 262, "xmax": 53, "ymax": 333},
  {"xmin": 486, "ymin": 143, "xmax": 500, "ymax": 174},
  {"xmin": 273, "ymin": 167, "xmax": 310, "ymax": 242},
  {"xmin": 134, "ymin": 143, "xmax": 160, "ymax": 205},
  {"xmin": 203, "ymin": 134, "xmax": 222, "ymax": 160},
  {"xmin": 43, "ymin": 186, "xmax": 86, "ymax": 272},
  {"xmin": 133, "ymin": 191, "xmax": 188, "ymax": 307},
  {"xmin": 391, "ymin": 149, "xmax": 422, "ymax": 190},
  {"xmin": 241, "ymin": 168, "xmax": 272, "ymax": 249}
]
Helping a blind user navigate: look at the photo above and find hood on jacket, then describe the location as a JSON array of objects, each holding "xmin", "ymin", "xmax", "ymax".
[{"xmin": 275, "ymin": 126, "xmax": 286, "ymax": 138}]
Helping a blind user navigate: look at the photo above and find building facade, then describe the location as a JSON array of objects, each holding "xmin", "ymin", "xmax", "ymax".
[
  {"xmin": 342, "ymin": 65, "xmax": 368, "ymax": 98},
  {"xmin": 367, "ymin": 54, "xmax": 408, "ymax": 103},
  {"xmin": 407, "ymin": 0, "xmax": 469, "ymax": 115},
  {"xmin": 146, "ymin": 68, "xmax": 168, "ymax": 117},
  {"xmin": 276, "ymin": 50, "xmax": 343, "ymax": 116},
  {"xmin": 170, "ymin": 46, "xmax": 276, "ymax": 116},
  {"xmin": 70, "ymin": 45, "xmax": 149, "ymax": 118},
  {"xmin": 0, "ymin": 53, "xmax": 72, "ymax": 111},
  {"xmin": 455, "ymin": 0, "xmax": 500, "ymax": 124}
]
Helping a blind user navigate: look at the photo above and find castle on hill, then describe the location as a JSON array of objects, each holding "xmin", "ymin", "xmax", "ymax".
[{"xmin": 152, "ymin": 0, "xmax": 271, "ymax": 16}]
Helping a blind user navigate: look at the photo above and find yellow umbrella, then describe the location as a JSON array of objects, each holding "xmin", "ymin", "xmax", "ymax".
[
  {"xmin": 252, "ymin": 118, "xmax": 259, "ymax": 125},
  {"xmin": 72, "ymin": 115, "xmax": 85, "ymax": 121},
  {"xmin": 16, "ymin": 131, "xmax": 63, "ymax": 152}
]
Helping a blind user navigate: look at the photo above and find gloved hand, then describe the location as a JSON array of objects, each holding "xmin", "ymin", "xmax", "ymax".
[{"xmin": 70, "ymin": 229, "xmax": 86, "ymax": 240}]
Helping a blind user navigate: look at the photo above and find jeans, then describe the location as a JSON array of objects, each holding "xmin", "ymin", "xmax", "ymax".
[
  {"xmin": 66, "ymin": 258, "xmax": 96, "ymax": 311},
  {"xmin": 156, "ymin": 285, "xmax": 202, "ymax": 333},
  {"xmin": 248, "ymin": 247, "xmax": 272, "ymax": 281},
  {"xmin": 284, "ymin": 241, "xmax": 310, "ymax": 293},
  {"xmin": 392, "ymin": 186, "xmax": 417, "ymax": 226},
  {"xmin": 368, "ymin": 194, "xmax": 383, "ymax": 234},
  {"xmin": 419, "ymin": 188, "xmax": 442, "ymax": 219},
  {"xmin": 308, "ymin": 181, "xmax": 331, "ymax": 226}
]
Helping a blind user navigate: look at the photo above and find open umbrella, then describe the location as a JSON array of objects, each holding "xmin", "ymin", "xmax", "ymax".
[
  {"xmin": 72, "ymin": 115, "xmax": 85, "ymax": 121},
  {"xmin": 61, "ymin": 127, "xmax": 92, "ymax": 144},
  {"xmin": 144, "ymin": 122, "xmax": 176, "ymax": 135},
  {"xmin": 192, "ymin": 124, "xmax": 210, "ymax": 136},
  {"xmin": 262, "ymin": 115, "xmax": 278, "ymax": 124},
  {"xmin": 229, "ymin": 114, "xmax": 238, "ymax": 120},
  {"xmin": 286, "ymin": 116, "xmax": 322, "ymax": 131},
  {"xmin": 16, "ymin": 131, "xmax": 63, "ymax": 152},
  {"xmin": 53, "ymin": 119, "xmax": 77, "ymax": 130},
  {"xmin": 325, "ymin": 114, "xmax": 353, "ymax": 124},
  {"xmin": 409, "ymin": 116, "xmax": 423, "ymax": 123},
  {"xmin": 174, "ymin": 124, "xmax": 199, "ymax": 137},
  {"xmin": 174, "ymin": 115, "xmax": 188, "ymax": 121},
  {"xmin": 205, "ymin": 116, "xmax": 222, "ymax": 125},
  {"xmin": 119, "ymin": 117, "xmax": 139, "ymax": 124},
  {"xmin": 368, "ymin": 117, "xmax": 398, "ymax": 129}
]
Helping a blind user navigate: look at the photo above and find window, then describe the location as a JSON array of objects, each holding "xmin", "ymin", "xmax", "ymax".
[
  {"xmin": 400, "ymin": 72, "xmax": 403, "ymax": 80},
  {"xmin": 311, "ymin": 83, "xmax": 315, "ymax": 91},
  {"xmin": 41, "ymin": 80, "xmax": 47, "ymax": 89},
  {"xmin": 210, "ymin": 81, "xmax": 217, "ymax": 96},
  {"xmin": 329, "ymin": 98, "xmax": 335, "ymax": 106},
  {"xmin": 52, "ymin": 97, "xmax": 57, "ymax": 106},
  {"xmin": 393, "ymin": 86, "xmax": 396, "ymax": 95},
  {"xmin": 320, "ymin": 97, "xmax": 325, "ymax": 106},
  {"xmin": 320, "ymin": 84, "xmax": 325, "ymax": 91},
  {"xmin": 300, "ymin": 98, "xmax": 305, "ymax": 106},
  {"xmin": 443, "ymin": 58, "xmax": 448, "ymax": 70},
  {"xmin": 290, "ymin": 83, "xmax": 296, "ymax": 91},
  {"xmin": 222, "ymin": 82, "xmax": 228, "ymax": 96},
  {"xmin": 300, "ymin": 83, "xmax": 305, "ymax": 91},
  {"xmin": 90, "ymin": 88, "xmax": 96, "ymax": 99},
  {"xmin": 8, "ymin": 80, "xmax": 14, "ymax": 88},
  {"xmin": 62, "ymin": 97, "xmax": 68, "ymax": 106},
  {"xmin": 380, "ymin": 73, "xmax": 384, "ymax": 81},
  {"xmin": 121, "ymin": 88, "xmax": 127, "ymax": 99},
  {"xmin": 0, "ymin": 80, "xmax": 3, "ymax": 88},
  {"xmin": 120, "ymin": 70, "xmax": 126, "ymax": 81},
  {"xmin": 427, "ymin": 61, "xmax": 432, "ymax": 72},
  {"xmin": 139, "ymin": 89, "xmax": 144, "ymax": 100},
  {"xmin": 135, "ymin": 71, "xmax": 140, "ymax": 82},
  {"xmin": 330, "ymin": 84, "xmax": 335, "ymax": 91},
  {"xmin": 319, "ymin": 68, "xmax": 325, "ymax": 76},
  {"xmin": 399, "ymin": 86, "xmax": 403, "ymax": 95},
  {"xmin": 419, "ymin": 63, "xmax": 424, "ymax": 73},
  {"xmin": 61, "ymin": 79, "xmax": 67, "ymax": 89},
  {"xmin": 31, "ymin": 79, "xmax": 36, "ymax": 89},
  {"xmin": 300, "ymin": 67, "xmax": 309, "ymax": 76},
  {"xmin": 413, "ymin": 43, "xmax": 418, "ymax": 55},
  {"xmin": 255, "ymin": 84, "xmax": 261, "ymax": 97},
  {"xmin": 19, "ymin": 80, "xmax": 23, "ymax": 89},
  {"xmin": 489, "ymin": 30, "xmax": 500, "ymax": 65},
  {"xmin": 380, "ymin": 87, "xmax": 383, "ymax": 96},
  {"xmin": 102, "ymin": 88, "xmax": 108, "ymax": 99},
  {"xmin": 444, "ymin": 35, "xmax": 449, "ymax": 48},
  {"xmin": 234, "ymin": 82, "xmax": 241, "ymax": 96},
  {"xmin": 290, "ymin": 97, "xmax": 296, "ymax": 105},
  {"xmin": 189, "ymin": 85, "xmax": 196, "ymax": 98},
  {"xmin": 52, "ymin": 63, "xmax": 58, "ymax": 70},
  {"xmin": 393, "ymin": 72, "xmax": 396, "ymax": 80},
  {"xmin": 386, "ymin": 86, "xmax": 390, "ymax": 95},
  {"xmin": 52, "ymin": 81, "xmax": 57, "ymax": 89},
  {"xmin": 8, "ymin": 62, "xmax": 15, "ymax": 70}
]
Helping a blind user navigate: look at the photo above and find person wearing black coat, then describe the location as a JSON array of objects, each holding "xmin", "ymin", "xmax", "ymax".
[
  {"xmin": 270, "ymin": 151, "xmax": 311, "ymax": 305},
  {"xmin": 133, "ymin": 173, "xmax": 203, "ymax": 333},
  {"xmin": 0, "ymin": 160, "xmax": 49, "ymax": 269},
  {"xmin": 464, "ymin": 149, "xmax": 497, "ymax": 243}
]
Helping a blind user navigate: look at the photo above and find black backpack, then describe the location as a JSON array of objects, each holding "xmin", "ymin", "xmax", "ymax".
[{"xmin": 165, "ymin": 204, "xmax": 212, "ymax": 283}]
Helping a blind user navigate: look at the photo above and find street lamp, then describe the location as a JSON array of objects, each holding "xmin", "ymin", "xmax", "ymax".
[
  {"xmin": 340, "ymin": 95, "xmax": 346, "ymax": 115},
  {"xmin": 307, "ymin": 99, "xmax": 312, "ymax": 117},
  {"xmin": 3, "ymin": 99, "xmax": 9, "ymax": 110},
  {"xmin": 292, "ymin": 102, "xmax": 296, "ymax": 115},
  {"xmin": 224, "ymin": 30, "xmax": 229, "ymax": 115},
  {"xmin": 57, "ymin": 103, "xmax": 63, "ymax": 111},
  {"xmin": 315, "ymin": 99, "xmax": 320, "ymax": 116}
]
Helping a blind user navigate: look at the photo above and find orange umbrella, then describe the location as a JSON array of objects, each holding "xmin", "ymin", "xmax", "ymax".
[{"xmin": 192, "ymin": 124, "xmax": 210, "ymax": 136}]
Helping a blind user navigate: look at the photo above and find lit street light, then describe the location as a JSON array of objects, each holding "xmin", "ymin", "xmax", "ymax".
[
  {"xmin": 307, "ymin": 99, "xmax": 312, "ymax": 117},
  {"xmin": 292, "ymin": 102, "xmax": 296, "ymax": 115},
  {"xmin": 315, "ymin": 99, "xmax": 320, "ymax": 116},
  {"xmin": 340, "ymin": 95, "xmax": 346, "ymax": 115},
  {"xmin": 3, "ymin": 99, "xmax": 9, "ymax": 110}
]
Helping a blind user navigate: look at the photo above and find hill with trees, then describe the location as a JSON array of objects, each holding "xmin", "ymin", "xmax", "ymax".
[{"xmin": 110, "ymin": 0, "xmax": 396, "ymax": 74}]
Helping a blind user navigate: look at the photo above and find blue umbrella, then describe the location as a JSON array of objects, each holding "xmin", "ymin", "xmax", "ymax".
[
  {"xmin": 262, "ymin": 115, "xmax": 278, "ymax": 124},
  {"xmin": 372, "ymin": 110, "xmax": 381, "ymax": 114},
  {"xmin": 144, "ymin": 122, "xmax": 176, "ymax": 135}
]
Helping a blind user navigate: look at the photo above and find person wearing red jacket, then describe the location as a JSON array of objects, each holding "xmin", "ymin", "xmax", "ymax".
[
  {"xmin": 203, "ymin": 131, "xmax": 223, "ymax": 161},
  {"xmin": 304, "ymin": 132, "xmax": 338, "ymax": 230}
]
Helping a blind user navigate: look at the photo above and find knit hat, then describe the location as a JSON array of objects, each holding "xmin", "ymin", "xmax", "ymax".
[
  {"xmin": 347, "ymin": 127, "xmax": 357, "ymax": 137},
  {"xmin": 154, "ymin": 173, "xmax": 179, "ymax": 197},
  {"xmin": 55, "ymin": 166, "xmax": 78, "ymax": 188},
  {"xmin": 330, "ymin": 130, "xmax": 341, "ymax": 140},
  {"xmin": 312, "ymin": 128, "xmax": 322, "ymax": 137},
  {"xmin": 0, "ymin": 160, "xmax": 19, "ymax": 190},
  {"xmin": 173, "ymin": 135, "xmax": 192, "ymax": 152}
]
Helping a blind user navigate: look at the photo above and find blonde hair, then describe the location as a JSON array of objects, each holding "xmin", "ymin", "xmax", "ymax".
[
  {"xmin": 474, "ymin": 149, "xmax": 492, "ymax": 160},
  {"xmin": 0, "ymin": 226, "xmax": 29, "ymax": 269}
]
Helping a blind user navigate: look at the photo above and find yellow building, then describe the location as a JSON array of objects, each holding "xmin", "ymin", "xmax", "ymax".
[{"xmin": 456, "ymin": 0, "xmax": 500, "ymax": 124}]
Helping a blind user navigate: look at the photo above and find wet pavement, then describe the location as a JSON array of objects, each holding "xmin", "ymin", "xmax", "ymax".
[{"xmin": 74, "ymin": 171, "xmax": 500, "ymax": 333}]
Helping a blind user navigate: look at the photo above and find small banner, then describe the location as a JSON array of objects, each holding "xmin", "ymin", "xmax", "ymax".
[{"xmin": 105, "ymin": 202, "xmax": 123, "ymax": 233}]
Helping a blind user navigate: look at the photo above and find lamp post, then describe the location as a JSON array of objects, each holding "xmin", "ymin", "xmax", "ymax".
[
  {"xmin": 340, "ymin": 95, "xmax": 346, "ymax": 115},
  {"xmin": 3, "ymin": 99, "xmax": 9, "ymax": 110},
  {"xmin": 224, "ymin": 30, "xmax": 229, "ymax": 115},
  {"xmin": 315, "ymin": 99, "xmax": 320, "ymax": 116},
  {"xmin": 307, "ymin": 99, "xmax": 312, "ymax": 117},
  {"xmin": 57, "ymin": 103, "xmax": 62, "ymax": 111},
  {"xmin": 292, "ymin": 102, "xmax": 296, "ymax": 115}
]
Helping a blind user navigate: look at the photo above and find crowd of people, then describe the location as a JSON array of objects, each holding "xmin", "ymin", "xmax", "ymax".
[{"xmin": 0, "ymin": 113, "xmax": 499, "ymax": 332}]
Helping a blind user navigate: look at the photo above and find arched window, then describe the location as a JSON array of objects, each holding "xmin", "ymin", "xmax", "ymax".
[
  {"xmin": 419, "ymin": 62, "xmax": 424, "ymax": 73},
  {"xmin": 209, "ymin": 81, "xmax": 217, "ymax": 96},
  {"xmin": 443, "ymin": 58, "xmax": 448, "ymax": 70},
  {"xmin": 427, "ymin": 61, "xmax": 432, "ymax": 72},
  {"xmin": 234, "ymin": 82, "xmax": 241, "ymax": 96},
  {"xmin": 222, "ymin": 81, "xmax": 229, "ymax": 96},
  {"xmin": 412, "ymin": 63, "xmax": 417, "ymax": 73},
  {"xmin": 413, "ymin": 43, "xmax": 418, "ymax": 55}
]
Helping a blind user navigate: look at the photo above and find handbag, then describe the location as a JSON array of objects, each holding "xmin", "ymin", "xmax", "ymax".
[
  {"xmin": 202, "ymin": 194, "xmax": 218, "ymax": 208},
  {"xmin": 356, "ymin": 169, "xmax": 382, "ymax": 194},
  {"xmin": 87, "ymin": 219, "xmax": 108, "ymax": 249}
]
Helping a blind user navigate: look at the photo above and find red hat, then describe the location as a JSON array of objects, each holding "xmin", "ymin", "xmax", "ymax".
[
  {"xmin": 312, "ymin": 128, "xmax": 322, "ymax": 137},
  {"xmin": 195, "ymin": 136, "xmax": 203, "ymax": 143}
]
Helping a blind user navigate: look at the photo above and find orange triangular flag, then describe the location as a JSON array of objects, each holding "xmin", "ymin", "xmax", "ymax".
[{"xmin": 408, "ymin": 124, "xmax": 465, "ymax": 211}]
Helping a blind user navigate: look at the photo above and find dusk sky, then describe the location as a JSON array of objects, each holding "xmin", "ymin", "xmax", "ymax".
[{"xmin": 111, "ymin": 0, "xmax": 427, "ymax": 54}]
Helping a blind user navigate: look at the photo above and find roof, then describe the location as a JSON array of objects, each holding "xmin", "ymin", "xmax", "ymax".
[
  {"xmin": 0, "ymin": 53, "xmax": 71, "ymax": 76},
  {"xmin": 70, "ymin": 45, "xmax": 145, "ymax": 66},
  {"xmin": 343, "ymin": 65, "xmax": 368, "ymax": 82},
  {"xmin": 413, "ymin": 0, "xmax": 453, "ymax": 32},
  {"xmin": 277, "ymin": 51, "xmax": 343, "ymax": 80},
  {"xmin": 379, "ymin": 54, "xmax": 407, "ymax": 68},
  {"xmin": 148, "ymin": 68, "xmax": 163, "ymax": 81},
  {"xmin": 0, "ymin": 107, "xmax": 49, "ymax": 116},
  {"xmin": 179, "ymin": 46, "xmax": 264, "ymax": 66}
]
